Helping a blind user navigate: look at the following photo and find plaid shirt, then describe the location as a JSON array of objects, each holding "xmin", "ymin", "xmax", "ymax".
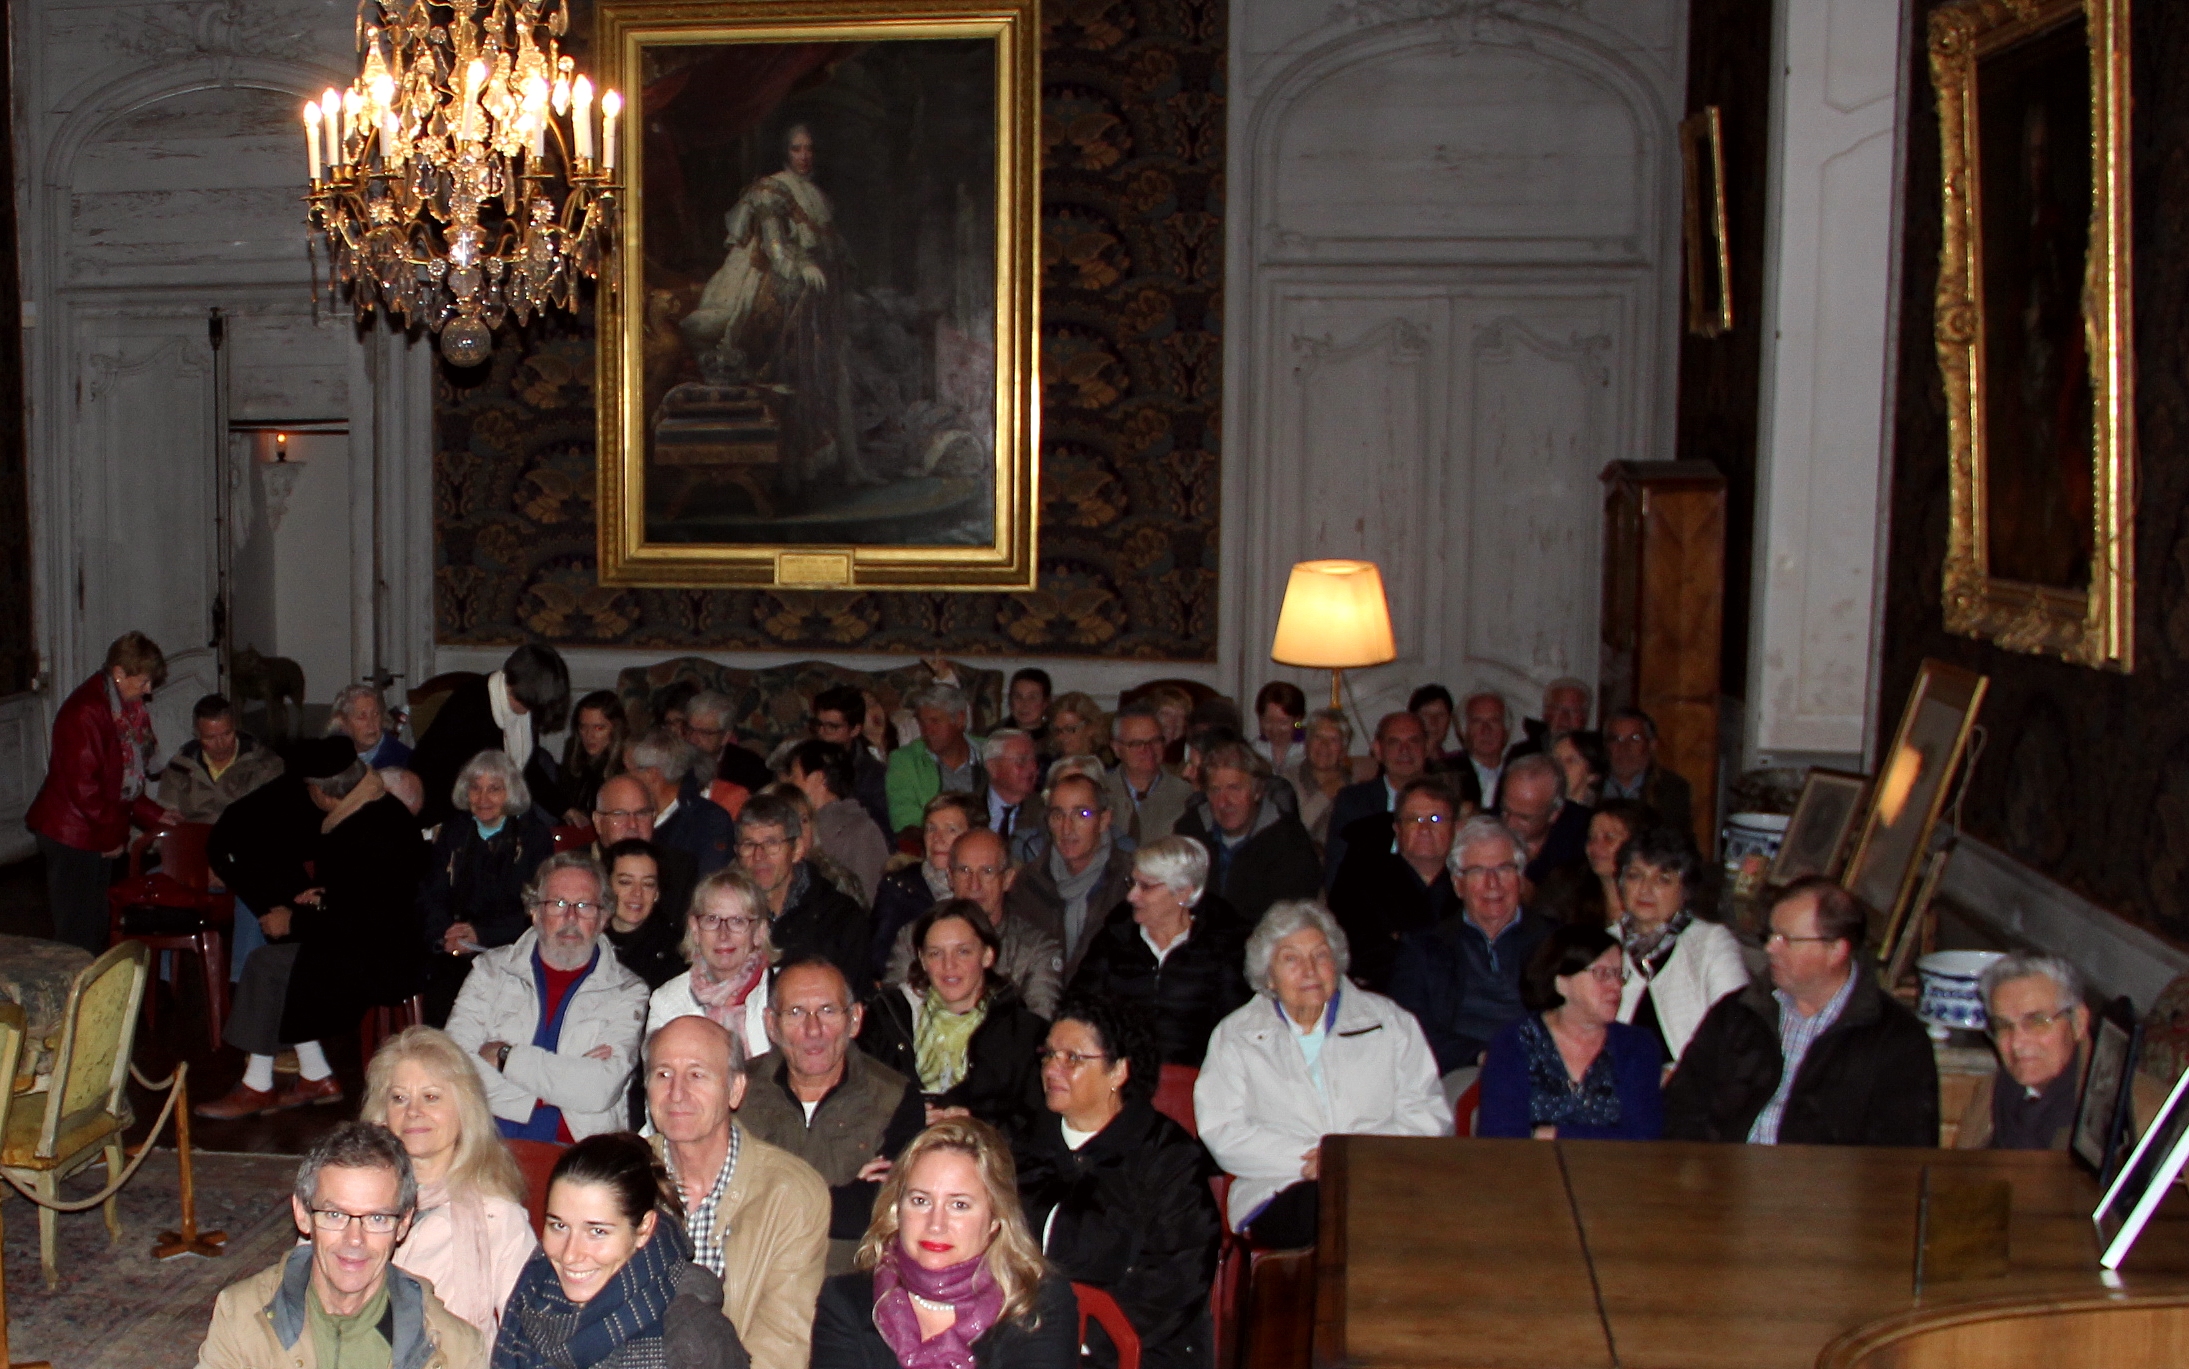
[
  {"xmin": 1747, "ymin": 970, "xmax": 1859, "ymax": 1144},
  {"xmin": 667, "ymin": 1122, "xmax": 741, "ymax": 1276}
]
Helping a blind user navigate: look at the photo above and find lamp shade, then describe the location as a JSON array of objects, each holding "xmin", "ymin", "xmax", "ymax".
[{"xmin": 1270, "ymin": 559, "xmax": 1396, "ymax": 669}]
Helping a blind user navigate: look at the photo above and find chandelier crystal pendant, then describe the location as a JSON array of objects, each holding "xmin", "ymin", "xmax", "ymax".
[{"xmin": 303, "ymin": 0, "xmax": 622, "ymax": 365}]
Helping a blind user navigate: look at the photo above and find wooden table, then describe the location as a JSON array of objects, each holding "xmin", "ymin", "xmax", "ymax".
[{"xmin": 1312, "ymin": 1137, "xmax": 2189, "ymax": 1369}]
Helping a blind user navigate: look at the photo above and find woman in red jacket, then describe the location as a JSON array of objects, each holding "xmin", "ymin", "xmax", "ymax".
[{"xmin": 26, "ymin": 631, "xmax": 169, "ymax": 951}]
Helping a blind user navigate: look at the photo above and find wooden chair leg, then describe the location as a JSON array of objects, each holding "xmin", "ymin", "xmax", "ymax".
[
  {"xmin": 199, "ymin": 930, "xmax": 227, "ymax": 1055},
  {"xmin": 35, "ymin": 1171, "xmax": 58, "ymax": 1289},
  {"xmin": 102, "ymin": 1142, "xmax": 124, "ymax": 1242}
]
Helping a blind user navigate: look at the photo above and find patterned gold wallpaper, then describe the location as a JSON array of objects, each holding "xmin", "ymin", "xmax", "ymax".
[{"xmin": 435, "ymin": 0, "xmax": 1224, "ymax": 660}]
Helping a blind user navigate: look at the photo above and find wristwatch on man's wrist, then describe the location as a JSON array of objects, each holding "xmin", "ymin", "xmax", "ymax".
[{"xmin": 495, "ymin": 1044, "xmax": 512, "ymax": 1071}]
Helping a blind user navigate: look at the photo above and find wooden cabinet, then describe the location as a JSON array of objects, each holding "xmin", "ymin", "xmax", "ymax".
[{"xmin": 1598, "ymin": 460, "xmax": 1725, "ymax": 853}]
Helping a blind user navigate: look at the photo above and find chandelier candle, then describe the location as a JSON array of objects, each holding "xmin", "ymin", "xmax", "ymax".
[{"xmin": 302, "ymin": 0, "xmax": 621, "ymax": 365}]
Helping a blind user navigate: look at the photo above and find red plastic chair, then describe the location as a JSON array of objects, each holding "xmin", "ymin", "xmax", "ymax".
[
  {"xmin": 1454, "ymin": 1079, "xmax": 1481, "ymax": 1138},
  {"xmin": 509, "ymin": 1138, "xmax": 567, "ymax": 1235},
  {"xmin": 358, "ymin": 994, "xmax": 428, "ymax": 1066},
  {"xmin": 551, "ymin": 825, "xmax": 595, "ymax": 854},
  {"xmin": 106, "ymin": 822, "xmax": 233, "ymax": 1054},
  {"xmin": 1153, "ymin": 1063, "xmax": 1199, "ymax": 1137},
  {"xmin": 1073, "ymin": 1283, "xmax": 1141, "ymax": 1369}
]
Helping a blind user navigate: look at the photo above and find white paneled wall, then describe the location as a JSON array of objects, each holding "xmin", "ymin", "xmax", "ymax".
[{"xmin": 1219, "ymin": 0, "xmax": 1687, "ymax": 727}]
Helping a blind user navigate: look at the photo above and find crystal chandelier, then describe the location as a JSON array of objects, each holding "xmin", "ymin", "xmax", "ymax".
[{"xmin": 303, "ymin": 0, "xmax": 622, "ymax": 365}]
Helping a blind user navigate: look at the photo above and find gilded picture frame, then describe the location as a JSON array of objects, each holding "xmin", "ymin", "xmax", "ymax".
[
  {"xmin": 594, "ymin": 0, "xmax": 1040, "ymax": 590},
  {"xmin": 1679, "ymin": 106, "xmax": 1732, "ymax": 338},
  {"xmin": 1930, "ymin": 0, "xmax": 2134, "ymax": 671}
]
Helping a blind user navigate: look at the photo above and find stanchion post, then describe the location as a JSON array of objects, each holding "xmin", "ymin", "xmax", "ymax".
[{"xmin": 152, "ymin": 1063, "xmax": 226, "ymax": 1261}]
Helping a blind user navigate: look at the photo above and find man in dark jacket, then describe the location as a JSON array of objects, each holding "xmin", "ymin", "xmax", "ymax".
[
  {"xmin": 1388, "ymin": 815, "xmax": 1555, "ymax": 1078},
  {"xmin": 629, "ymin": 726, "xmax": 735, "ymax": 876},
  {"xmin": 739, "ymin": 790, "xmax": 869, "ymax": 991},
  {"xmin": 741, "ymin": 956, "xmax": 924, "ymax": 1274},
  {"xmin": 1174, "ymin": 742, "xmax": 1320, "ymax": 925},
  {"xmin": 1006, "ymin": 772, "xmax": 1134, "ymax": 982},
  {"xmin": 408, "ymin": 643, "xmax": 571, "ymax": 828},
  {"xmin": 1321, "ymin": 711, "xmax": 1431, "ymax": 886},
  {"xmin": 1327, "ymin": 776, "xmax": 1461, "ymax": 992},
  {"xmin": 156, "ymin": 694, "xmax": 285, "ymax": 824},
  {"xmin": 1664, "ymin": 877, "xmax": 1938, "ymax": 1146}
]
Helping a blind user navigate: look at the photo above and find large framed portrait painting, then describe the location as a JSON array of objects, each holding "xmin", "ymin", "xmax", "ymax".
[
  {"xmin": 1930, "ymin": 0, "xmax": 2134, "ymax": 670},
  {"xmin": 595, "ymin": 0, "xmax": 1039, "ymax": 589}
]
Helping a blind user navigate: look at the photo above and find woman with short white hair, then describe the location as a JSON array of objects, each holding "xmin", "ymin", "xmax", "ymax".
[
  {"xmin": 417, "ymin": 746, "xmax": 557, "ymax": 1020},
  {"xmin": 1067, "ymin": 835, "xmax": 1253, "ymax": 1067},
  {"xmin": 1194, "ymin": 900, "xmax": 1449, "ymax": 1249}
]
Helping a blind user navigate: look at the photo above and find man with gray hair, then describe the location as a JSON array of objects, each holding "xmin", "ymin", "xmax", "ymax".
[
  {"xmin": 980, "ymin": 726, "xmax": 1044, "ymax": 861},
  {"xmin": 1104, "ymin": 701, "xmax": 1194, "ymax": 845},
  {"xmin": 736, "ymin": 789, "xmax": 869, "ymax": 990},
  {"xmin": 328, "ymin": 682, "xmax": 413, "ymax": 768},
  {"xmin": 197, "ymin": 1120, "xmax": 484, "ymax": 1369},
  {"xmin": 1957, "ymin": 952, "xmax": 2091, "ymax": 1150},
  {"xmin": 628, "ymin": 725, "xmax": 734, "ymax": 875},
  {"xmin": 1176, "ymin": 741, "xmax": 1321, "ymax": 924},
  {"xmin": 1389, "ymin": 815, "xmax": 1555, "ymax": 1091},
  {"xmin": 1007, "ymin": 770, "xmax": 1133, "ymax": 981},
  {"xmin": 446, "ymin": 850, "xmax": 650, "ymax": 1141},
  {"xmin": 884, "ymin": 683, "xmax": 984, "ymax": 837},
  {"xmin": 1497, "ymin": 752, "xmax": 1589, "ymax": 888},
  {"xmin": 683, "ymin": 687, "xmax": 775, "ymax": 816}
]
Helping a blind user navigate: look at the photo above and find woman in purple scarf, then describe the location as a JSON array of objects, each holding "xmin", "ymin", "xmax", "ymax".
[{"xmin": 811, "ymin": 1118, "xmax": 1076, "ymax": 1369}]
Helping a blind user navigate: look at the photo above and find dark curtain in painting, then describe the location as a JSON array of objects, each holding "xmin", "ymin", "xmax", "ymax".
[
  {"xmin": 434, "ymin": 0, "xmax": 1223, "ymax": 660},
  {"xmin": 1882, "ymin": 0, "xmax": 2189, "ymax": 945}
]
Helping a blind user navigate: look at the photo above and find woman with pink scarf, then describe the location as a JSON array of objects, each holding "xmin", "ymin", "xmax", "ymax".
[
  {"xmin": 645, "ymin": 867, "xmax": 775, "ymax": 1057},
  {"xmin": 362, "ymin": 1025, "xmax": 537, "ymax": 1351},
  {"xmin": 811, "ymin": 1117, "xmax": 1075, "ymax": 1369}
]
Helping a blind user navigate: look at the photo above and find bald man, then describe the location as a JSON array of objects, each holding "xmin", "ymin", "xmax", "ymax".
[{"xmin": 647, "ymin": 1014, "xmax": 829, "ymax": 1369}]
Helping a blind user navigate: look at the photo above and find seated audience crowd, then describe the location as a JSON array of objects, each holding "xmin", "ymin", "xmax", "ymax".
[{"xmin": 30, "ymin": 633, "xmax": 2028, "ymax": 1367}]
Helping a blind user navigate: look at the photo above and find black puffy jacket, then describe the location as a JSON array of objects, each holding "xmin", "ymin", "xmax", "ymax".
[{"xmin": 1067, "ymin": 897, "xmax": 1252, "ymax": 1067}]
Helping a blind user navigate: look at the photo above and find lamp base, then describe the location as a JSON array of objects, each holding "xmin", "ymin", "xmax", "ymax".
[{"xmin": 1328, "ymin": 669, "xmax": 1344, "ymax": 711}]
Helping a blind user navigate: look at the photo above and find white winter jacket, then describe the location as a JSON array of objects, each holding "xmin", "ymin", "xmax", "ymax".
[
  {"xmin": 1195, "ymin": 987, "xmax": 1451, "ymax": 1228},
  {"xmin": 646, "ymin": 969, "xmax": 772, "ymax": 1060},
  {"xmin": 446, "ymin": 929, "xmax": 650, "ymax": 1140},
  {"xmin": 1616, "ymin": 918, "xmax": 1749, "ymax": 1064}
]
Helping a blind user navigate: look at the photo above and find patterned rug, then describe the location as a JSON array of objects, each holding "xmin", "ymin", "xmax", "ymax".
[{"xmin": 3, "ymin": 1148, "xmax": 301, "ymax": 1368}]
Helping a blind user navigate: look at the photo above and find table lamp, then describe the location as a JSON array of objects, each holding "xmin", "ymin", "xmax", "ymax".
[{"xmin": 1270, "ymin": 559, "xmax": 1396, "ymax": 708}]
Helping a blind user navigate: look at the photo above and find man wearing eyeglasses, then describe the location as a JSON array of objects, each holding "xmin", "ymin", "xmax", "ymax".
[
  {"xmin": 1663, "ymin": 877, "xmax": 1937, "ymax": 1146},
  {"xmin": 1327, "ymin": 776, "xmax": 1463, "ymax": 992},
  {"xmin": 591, "ymin": 772, "xmax": 700, "ymax": 928},
  {"xmin": 739, "ymin": 954, "xmax": 925, "ymax": 1274},
  {"xmin": 1953, "ymin": 952, "xmax": 2090, "ymax": 1150},
  {"xmin": 1389, "ymin": 815, "xmax": 1556, "ymax": 1097},
  {"xmin": 1103, "ymin": 703, "xmax": 1193, "ymax": 845},
  {"xmin": 883, "ymin": 827, "xmax": 1065, "ymax": 1017},
  {"xmin": 198, "ymin": 1121, "xmax": 484, "ymax": 1369},
  {"xmin": 446, "ymin": 851, "xmax": 650, "ymax": 1142},
  {"xmin": 737, "ymin": 790, "xmax": 870, "ymax": 992}
]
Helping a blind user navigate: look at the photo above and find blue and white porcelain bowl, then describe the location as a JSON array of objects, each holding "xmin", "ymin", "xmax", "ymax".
[
  {"xmin": 1916, "ymin": 950, "xmax": 2005, "ymax": 1032},
  {"xmin": 1721, "ymin": 812, "xmax": 1789, "ymax": 870}
]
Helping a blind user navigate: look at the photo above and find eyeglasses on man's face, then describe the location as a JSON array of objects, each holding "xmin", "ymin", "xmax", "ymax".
[
  {"xmin": 308, "ymin": 1206, "xmax": 404, "ymax": 1234},
  {"xmin": 1764, "ymin": 931, "xmax": 1836, "ymax": 948},
  {"xmin": 536, "ymin": 899, "xmax": 603, "ymax": 919},
  {"xmin": 737, "ymin": 835, "xmax": 792, "ymax": 857},
  {"xmin": 1989, "ymin": 1006, "xmax": 2077, "ymax": 1038},
  {"xmin": 594, "ymin": 807, "xmax": 649, "ymax": 823},
  {"xmin": 775, "ymin": 1002, "xmax": 848, "ymax": 1024},
  {"xmin": 1457, "ymin": 861, "xmax": 1520, "ymax": 882}
]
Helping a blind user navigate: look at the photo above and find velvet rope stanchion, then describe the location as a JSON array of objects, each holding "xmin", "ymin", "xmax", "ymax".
[{"xmin": 150, "ymin": 1066, "xmax": 225, "ymax": 1262}]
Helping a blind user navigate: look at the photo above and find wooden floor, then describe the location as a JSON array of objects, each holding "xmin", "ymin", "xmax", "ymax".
[
  {"xmin": 1, "ymin": 851, "xmax": 366, "ymax": 1156},
  {"xmin": 1314, "ymin": 1136, "xmax": 2189, "ymax": 1369}
]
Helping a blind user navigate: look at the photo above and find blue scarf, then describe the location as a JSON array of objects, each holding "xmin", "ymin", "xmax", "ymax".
[{"xmin": 492, "ymin": 1213, "xmax": 691, "ymax": 1369}]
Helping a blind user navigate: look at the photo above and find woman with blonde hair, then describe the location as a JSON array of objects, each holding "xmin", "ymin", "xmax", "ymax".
[
  {"xmin": 812, "ymin": 1117, "xmax": 1077, "ymax": 1369},
  {"xmin": 645, "ymin": 866, "xmax": 776, "ymax": 1057},
  {"xmin": 362, "ymin": 1025, "xmax": 536, "ymax": 1349}
]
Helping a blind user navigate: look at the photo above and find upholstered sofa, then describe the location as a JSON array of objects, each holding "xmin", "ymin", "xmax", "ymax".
[{"xmin": 612, "ymin": 656, "xmax": 1006, "ymax": 757}]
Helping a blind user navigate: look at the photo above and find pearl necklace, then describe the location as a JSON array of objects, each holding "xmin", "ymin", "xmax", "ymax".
[{"xmin": 909, "ymin": 1293, "xmax": 955, "ymax": 1314}]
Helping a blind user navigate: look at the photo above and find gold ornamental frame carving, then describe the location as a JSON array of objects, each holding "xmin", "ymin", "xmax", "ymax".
[
  {"xmin": 594, "ymin": 0, "xmax": 1039, "ymax": 589},
  {"xmin": 1930, "ymin": 0, "xmax": 2134, "ymax": 671}
]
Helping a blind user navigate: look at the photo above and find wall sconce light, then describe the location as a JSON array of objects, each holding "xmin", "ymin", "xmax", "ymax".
[{"xmin": 1270, "ymin": 559, "xmax": 1396, "ymax": 709}]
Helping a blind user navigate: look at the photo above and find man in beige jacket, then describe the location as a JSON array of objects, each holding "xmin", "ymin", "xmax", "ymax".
[
  {"xmin": 648, "ymin": 1013, "xmax": 830, "ymax": 1369},
  {"xmin": 197, "ymin": 1121, "xmax": 482, "ymax": 1369}
]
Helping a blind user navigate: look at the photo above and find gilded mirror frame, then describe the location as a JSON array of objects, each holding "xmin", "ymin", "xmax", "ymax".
[
  {"xmin": 1930, "ymin": 0, "xmax": 2134, "ymax": 671},
  {"xmin": 593, "ymin": 0, "xmax": 1040, "ymax": 590}
]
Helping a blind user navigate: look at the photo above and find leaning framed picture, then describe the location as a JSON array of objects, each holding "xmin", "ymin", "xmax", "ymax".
[
  {"xmin": 594, "ymin": 0, "xmax": 1040, "ymax": 590},
  {"xmin": 2073, "ymin": 995, "xmax": 2142, "ymax": 1186},
  {"xmin": 2096, "ymin": 1061, "xmax": 2189, "ymax": 1269},
  {"xmin": 1769, "ymin": 767, "xmax": 1869, "ymax": 885},
  {"xmin": 1842, "ymin": 660, "xmax": 1987, "ymax": 936},
  {"xmin": 1929, "ymin": 0, "xmax": 2135, "ymax": 671}
]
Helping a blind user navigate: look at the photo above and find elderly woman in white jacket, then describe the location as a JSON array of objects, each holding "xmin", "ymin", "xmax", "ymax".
[
  {"xmin": 1195, "ymin": 900, "xmax": 1450, "ymax": 1249},
  {"xmin": 1613, "ymin": 824, "xmax": 1749, "ymax": 1065}
]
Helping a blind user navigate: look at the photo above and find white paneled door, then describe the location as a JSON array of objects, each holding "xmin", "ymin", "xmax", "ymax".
[{"xmin": 72, "ymin": 309, "xmax": 223, "ymax": 766}]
